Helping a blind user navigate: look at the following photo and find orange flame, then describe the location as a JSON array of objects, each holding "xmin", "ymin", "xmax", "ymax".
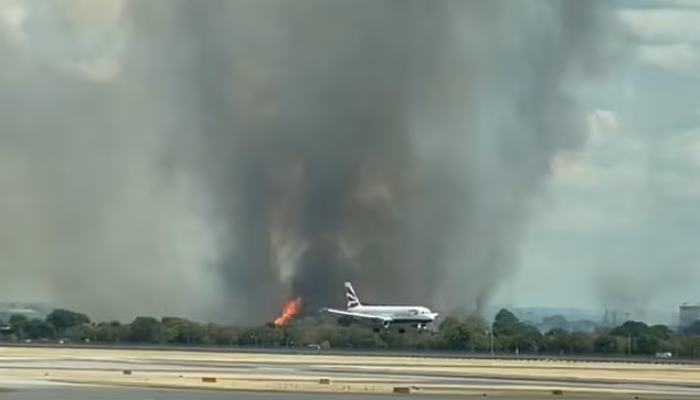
[{"xmin": 273, "ymin": 297, "xmax": 301, "ymax": 327}]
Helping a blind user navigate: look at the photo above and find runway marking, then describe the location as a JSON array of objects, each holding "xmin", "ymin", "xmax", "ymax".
[{"xmin": 1, "ymin": 348, "xmax": 699, "ymax": 397}]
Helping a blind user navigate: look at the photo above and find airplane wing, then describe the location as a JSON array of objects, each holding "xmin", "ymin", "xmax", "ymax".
[{"xmin": 320, "ymin": 308, "xmax": 392, "ymax": 322}]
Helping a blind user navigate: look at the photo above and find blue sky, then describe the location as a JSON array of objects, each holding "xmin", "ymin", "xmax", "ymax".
[{"xmin": 493, "ymin": 0, "xmax": 700, "ymax": 315}]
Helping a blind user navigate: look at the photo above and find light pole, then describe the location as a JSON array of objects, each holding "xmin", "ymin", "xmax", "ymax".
[
  {"xmin": 489, "ymin": 321, "xmax": 495, "ymax": 355},
  {"xmin": 628, "ymin": 333, "xmax": 632, "ymax": 355},
  {"xmin": 624, "ymin": 312, "xmax": 631, "ymax": 356}
]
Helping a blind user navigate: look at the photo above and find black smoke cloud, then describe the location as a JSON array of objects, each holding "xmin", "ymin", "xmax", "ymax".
[{"xmin": 0, "ymin": 0, "xmax": 623, "ymax": 323}]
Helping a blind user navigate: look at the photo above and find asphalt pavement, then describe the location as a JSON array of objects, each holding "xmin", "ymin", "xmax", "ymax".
[
  {"xmin": 0, "ymin": 357, "xmax": 696, "ymax": 394},
  {"xmin": 1, "ymin": 347, "xmax": 700, "ymax": 399},
  {"xmin": 1, "ymin": 386, "xmax": 699, "ymax": 400},
  {"xmin": 0, "ymin": 386, "xmax": 534, "ymax": 400},
  {"xmin": 0, "ymin": 356, "xmax": 698, "ymax": 397},
  {"xmin": 0, "ymin": 342, "xmax": 693, "ymax": 365}
]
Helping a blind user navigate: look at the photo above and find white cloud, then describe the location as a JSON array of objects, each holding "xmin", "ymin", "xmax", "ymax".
[
  {"xmin": 552, "ymin": 109, "xmax": 651, "ymax": 187},
  {"xmin": 546, "ymin": 114, "xmax": 700, "ymax": 239},
  {"xmin": 637, "ymin": 43, "xmax": 700, "ymax": 75},
  {"xmin": 550, "ymin": 152, "xmax": 599, "ymax": 188},
  {"xmin": 0, "ymin": 0, "xmax": 28, "ymax": 44},
  {"xmin": 588, "ymin": 109, "xmax": 620, "ymax": 142},
  {"xmin": 0, "ymin": 0, "xmax": 128, "ymax": 81},
  {"xmin": 660, "ymin": 126, "xmax": 700, "ymax": 168},
  {"xmin": 510, "ymin": 4, "xmax": 700, "ymax": 309},
  {"xmin": 660, "ymin": 0, "xmax": 700, "ymax": 9},
  {"xmin": 619, "ymin": 9, "xmax": 700, "ymax": 42}
]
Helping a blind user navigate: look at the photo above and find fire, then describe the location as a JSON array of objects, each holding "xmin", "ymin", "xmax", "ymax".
[{"xmin": 273, "ymin": 297, "xmax": 302, "ymax": 326}]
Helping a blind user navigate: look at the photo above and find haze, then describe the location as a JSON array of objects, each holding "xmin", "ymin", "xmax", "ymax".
[
  {"xmin": 497, "ymin": 0, "xmax": 700, "ymax": 315},
  {"xmin": 0, "ymin": 0, "xmax": 696, "ymax": 324}
]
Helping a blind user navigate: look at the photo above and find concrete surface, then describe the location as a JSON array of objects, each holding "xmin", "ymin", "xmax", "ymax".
[
  {"xmin": 3, "ymin": 346, "xmax": 697, "ymax": 370},
  {"xmin": 1, "ymin": 341, "xmax": 695, "ymax": 365},
  {"xmin": 0, "ymin": 347, "xmax": 699, "ymax": 398},
  {"xmin": 0, "ymin": 386, "xmax": 697, "ymax": 400}
]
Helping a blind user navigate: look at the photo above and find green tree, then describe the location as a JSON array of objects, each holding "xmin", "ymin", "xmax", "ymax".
[
  {"xmin": 493, "ymin": 309, "xmax": 521, "ymax": 337},
  {"xmin": 46, "ymin": 309, "xmax": 90, "ymax": 333},
  {"xmin": 24, "ymin": 319, "xmax": 55, "ymax": 339},
  {"xmin": 512, "ymin": 324, "xmax": 544, "ymax": 354},
  {"xmin": 565, "ymin": 332, "xmax": 594, "ymax": 354},
  {"xmin": 162, "ymin": 317, "xmax": 205, "ymax": 344},
  {"xmin": 593, "ymin": 335, "xmax": 619, "ymax": 353},
  {"xmin": 648, "ymin": 324, "xmax": 673, "ymax": 340},
  {"xmin": 9, "ymin": 314, "xmax": 28, "ymax": 338},
  {"xmin": 338, "ymin": 325, "xmax": 376, "ymax": 349},
  {"xmin": 542, "ymin": 315, "xmax": 569, "ymax": 331},
  {"xmin": 16, "ymin": 305, "xmax": 700, "ymax": 358},
  {"xmin": 609, "ymin": 321, "xmax": 648, "ymax": 338},
  {"xmin": 635, "ymin": 334, "xmax": 661, "ymax": 355},
  {"xmin": 306, "ymin": 322, "xmax": 341, "ymax": 347},
  {"xmin": 64, "ymin": 324, "xmax": 95, "ymax": 342},
  {"xmin": 93, "ymin": 321, "xmax": 127, "ymax": 343},
  {"xmin": 129, "ymin": 317, "xmax": 162, "ymax": 343},
  {"xmin": 544, "ymin": 329, "xmax": 570, "ymax": 354},
  {"xmin": 441, "ymin": 319, "xmax": 473, "ymax": 350},
  {"xmin": 206, "ymin": 324, "xmax": 239, "ymax": 346}
]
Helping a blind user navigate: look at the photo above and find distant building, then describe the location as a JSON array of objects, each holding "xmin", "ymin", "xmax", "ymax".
[
  {"xmin": 678, "ymin": 303, "xmax": 700, "ymax": 328},
  {"xmin": 0, "ymin": 302, "xmax": 47, "ymax": 324},
  {"xmin": 603, "ymin": 309, "xmax": 622, "ymax": 327},
  {"xmin": 0, "ymin": 308, "xmax": 38, "ymax": 323}
]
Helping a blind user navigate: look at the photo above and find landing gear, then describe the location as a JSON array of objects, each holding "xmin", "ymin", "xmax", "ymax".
[
  {"xmin": 371, "ymin": 321, "xmax": 391, "ymax": 334},
  {"xmin": 416, "ymin": 323, "xmax": 426, "ymax": 332}
]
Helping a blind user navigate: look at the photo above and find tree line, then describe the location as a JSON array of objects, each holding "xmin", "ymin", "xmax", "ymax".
[{"xmin": 5, "ymin": 308, "xmax": 700, "ymax": 357}]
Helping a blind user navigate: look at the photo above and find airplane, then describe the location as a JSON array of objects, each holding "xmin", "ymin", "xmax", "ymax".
[{"xmin": 319, "ymin": 281, "xmax": 439, "ymax": 334}]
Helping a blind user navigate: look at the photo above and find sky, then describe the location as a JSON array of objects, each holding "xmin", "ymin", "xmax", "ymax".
[
  {"xmin": 0, "ymin": 0, "xmax": 698, "ymax": 323},
  {"xmin": 492, "ymin": 0, "xmax": 700, "ymax": 315}
]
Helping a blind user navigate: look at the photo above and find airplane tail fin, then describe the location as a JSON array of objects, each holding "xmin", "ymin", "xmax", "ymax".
[{"xmin": 344, "ymin": 282, "xmax": 361, "ymax": 309}]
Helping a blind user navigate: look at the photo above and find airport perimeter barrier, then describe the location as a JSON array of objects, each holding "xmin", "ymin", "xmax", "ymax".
[{"xmin": 0, "ymin": 341, "xmax": 695, "ymax": 365}]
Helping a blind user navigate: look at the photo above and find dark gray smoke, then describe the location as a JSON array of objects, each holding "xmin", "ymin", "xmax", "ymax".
[{"xmin": 0, "ymin": 0, "xmax": 623, "ymax": 323}]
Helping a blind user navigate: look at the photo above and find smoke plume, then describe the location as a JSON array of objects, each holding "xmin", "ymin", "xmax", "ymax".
[{"xmin": 0, "ymin": 0, "xmax": 622, "ymax": 323}]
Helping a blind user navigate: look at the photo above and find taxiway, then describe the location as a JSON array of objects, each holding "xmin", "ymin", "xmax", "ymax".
[
  {"xmin": 0, "ymin": 347, "xmax": 699, "ymax": 399},
  {"xmin": 0, "ymin": 387, "xmax": 570, "ymax": 400}
]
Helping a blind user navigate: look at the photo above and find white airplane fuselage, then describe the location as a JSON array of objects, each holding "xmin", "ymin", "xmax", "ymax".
[
  {"xmin": 347, "ymin": 305, "xmax": 438, "ymax": 323},
  {"xmin": 320, "ymin": 282, "xmax": 439, "ymax": 332}
]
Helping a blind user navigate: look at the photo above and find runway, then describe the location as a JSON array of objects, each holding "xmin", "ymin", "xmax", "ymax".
[
  {"xmin": 0, "ymin": 386, "xmax": 699, "ymax": 400},
  {"xmin": 1, "ymin": 358, "xmax": 700, "ymax": 394},
  {"xmin": 2, "ymin": 342, "xmax": 695, "ymax": 365},
  {"xmin": 0, "ymin": 347, "xmax": 699, "ymax": 399},
  {"xmin": 0, "ymin": 386, "xmax": 544, "ymax": 400}
]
